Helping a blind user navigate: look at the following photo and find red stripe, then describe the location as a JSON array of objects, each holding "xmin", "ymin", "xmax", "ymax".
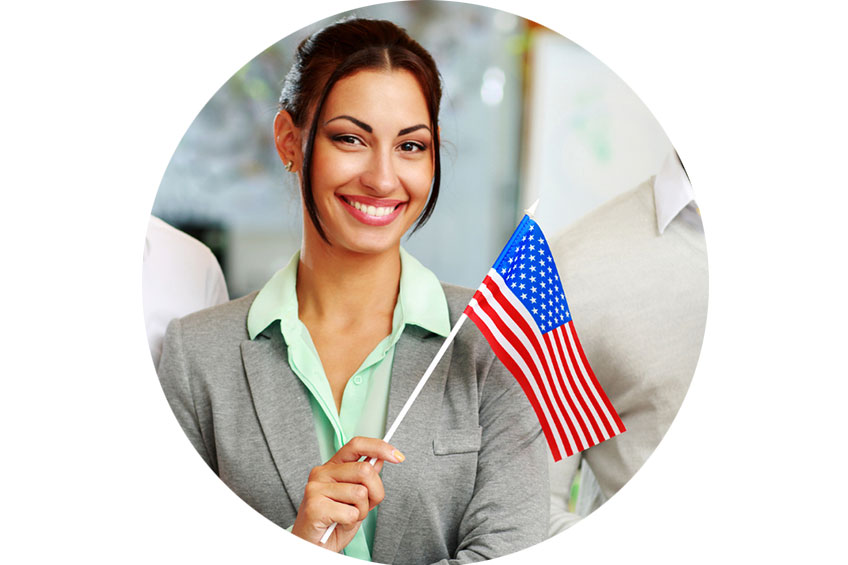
[
  {"xmin": 550, "ymin": 324, "xmax": 605, "ymax": 443},
  {"xmin": 568, "ymin": 321, "xmax": 626, "ymax": 433},
  {"xmin": 464, "ymin": 304, "xmax": 564, "ymax": 461},
  {"xmin": 560, "ymin": 322, "xmax": 614, "ymax": 438},
  {"xmin": 481, "ymin": 278, "xmax": 582, "ymax": 451},
  {"xmin": 469, "ymin": 288, "xmax": 572, "ymax": 457},
  {"xmin": 541, "ymin": 332, "xmax": 590, "ymax": 451}
]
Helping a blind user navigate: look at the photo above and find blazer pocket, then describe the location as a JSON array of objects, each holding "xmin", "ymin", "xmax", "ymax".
[{"xmin": 433, "ymin": 426, "xmax": 483, "ymax": 455}]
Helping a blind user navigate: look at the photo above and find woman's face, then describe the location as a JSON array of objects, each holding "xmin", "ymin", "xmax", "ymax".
[{"xmin": 304, "ymin": 69, "xmax": 435, "ymax": 256}]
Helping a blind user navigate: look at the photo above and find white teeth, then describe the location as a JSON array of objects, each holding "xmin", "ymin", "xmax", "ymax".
[{"xmin": 345, "ymin": 197, "xmax": 396, "ymax": 217}]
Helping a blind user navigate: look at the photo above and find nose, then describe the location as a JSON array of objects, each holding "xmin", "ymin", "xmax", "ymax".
[{"xmin": 361, "ymin": 149, "xmax": 401, "ymax": 195}]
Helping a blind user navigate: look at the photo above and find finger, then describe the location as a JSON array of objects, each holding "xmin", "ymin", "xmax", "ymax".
[
  {"xmin": 307, "ymin": 457, "xmax": 383, "ymax": 485},
  {"xmin": 329, "ymin": 436, "xmax": 405, "ymax": 465},
  {"xmin": 310, "ymin": 481, "xmax": 371, "ymax": 522},
  {"xmin": 298, "ymin": 496, "xmax": 362, "ymax": 537},
  {"xmin": 318, "ymin": 461, "xmax": 386, "ymax": 510}
]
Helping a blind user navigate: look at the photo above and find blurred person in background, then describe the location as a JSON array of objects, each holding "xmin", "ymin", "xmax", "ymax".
[
  {"xmin": 142, "ymin": 215, "xmax": 229, "ymax": 370},
  {"xmin": 547, "ymin": 151, "xmax": 708, "ymax": 533},
  {"xmin": 157, "ymin": 19, "xmax": 547, "ymax": 562}
]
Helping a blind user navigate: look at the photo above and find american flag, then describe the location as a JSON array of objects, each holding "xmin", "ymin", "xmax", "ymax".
[{"xmin": 464, "ymin": 215, "xmax": 625, "ymax": 461}]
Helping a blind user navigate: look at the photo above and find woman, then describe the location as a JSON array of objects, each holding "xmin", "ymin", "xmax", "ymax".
[{"xmin": 158, "ymin": 18, "xmax": 548, "ymax": 563}]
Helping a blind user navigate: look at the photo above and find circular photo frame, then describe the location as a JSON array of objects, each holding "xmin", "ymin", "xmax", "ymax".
[{"xmin": 143, "ymin": 1, "xmax": 708, "ymax": 562}]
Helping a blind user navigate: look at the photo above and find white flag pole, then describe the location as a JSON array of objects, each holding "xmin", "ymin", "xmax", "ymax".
[
  {"xmin": 319, "ymin": 313, "xmax": 468, "ymax": 544},
  {"xmin": 320, "ymin": 199, "xmax": 539, "ymax": 544}
]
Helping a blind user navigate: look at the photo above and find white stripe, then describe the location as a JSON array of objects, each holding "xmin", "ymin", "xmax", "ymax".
[
  {"xmin": 485, "ymin": 272, "xmax": 590, "ymax": 451},
  {"xmin": 468, "ymin": 297, "xmax": 569, "ymax": 459},
  {"xmin": 477, "ymin": 280, "xmax": 579, "ymax": 455},
  {"xmin": 564, "ymin": 322, "xmax": 623, "ymax": 436},
  {"xmin": 543, "ymin": 328, "xmax": 597, "ymax": 447},
  {"xmin": 554, "ymin": 326, "xmax": 609, "ymax": 441}
]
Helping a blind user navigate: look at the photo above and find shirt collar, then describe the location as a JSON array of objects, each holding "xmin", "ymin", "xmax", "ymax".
[
  {"xmin": 654, "ymin": 151, "xmax": 697, "ymax": 235},
  {"xmin": 247, "ymin": 247, "xmax": 450, "ymax": 340},
  {"xmin": 397, "ymin": 247, "xmax": 451, "ymax": 337}
]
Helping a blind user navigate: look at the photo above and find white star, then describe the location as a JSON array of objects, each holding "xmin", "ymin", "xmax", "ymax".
[
  {"xmin": 529, "ymin": 245, "xmax": 535, "ymax": 251},
  {"xmin": 530, "ymin": 276, "xmax": 536, "ymax": 283},
  {"xmin": 528, "ymin": 234, "xmax": 534, "ymax": 241},
  {"xmin": 529, "ymin": 265, "xmax": 536, "ymax": 272},
  {"xmin": 532, "ymin": 308, "xmax": 538, "ymax": 314},
  {"xmin": 521, "ymin": 293, "xmax": 527, "ymax": 299},
  {"xmin": 519, "ymin": 273, "xmax": 526, "ymax": 279},
  {"xmin": 519, "ymin": 283, "xmax": 525, "ymax": 289},
  {"xmin": 530, "ymin": 297, "xmax": 537, "ymax": 304}
]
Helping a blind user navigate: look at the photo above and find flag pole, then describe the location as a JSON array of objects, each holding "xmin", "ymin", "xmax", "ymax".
[{"xmin": 320, "ymin": 199, "xmax": 539, "ymax": 544}]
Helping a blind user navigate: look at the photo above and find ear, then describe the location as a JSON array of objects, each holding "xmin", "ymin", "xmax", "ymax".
[{"xmin": 274, "ymin": 110, "xmax": 303, "ymax": 172}]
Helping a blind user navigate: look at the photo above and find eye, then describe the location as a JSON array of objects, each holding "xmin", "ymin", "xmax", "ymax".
[
  {"xmin": 399, "ymin": 141, "xmax": 427, "ymax": 153},
  {"xmin": 333, "ymin": 134, "xmax": 364, "ymax": 146}
]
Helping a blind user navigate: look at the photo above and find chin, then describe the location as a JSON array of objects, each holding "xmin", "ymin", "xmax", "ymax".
[{"xmin": 334, "ymin": 229, "xmax": 404, "ymax": 257}]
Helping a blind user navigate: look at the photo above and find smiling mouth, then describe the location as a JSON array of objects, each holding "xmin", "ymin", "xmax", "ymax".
[{"xmin": 341, "ymin": 196, "xmax": 404, "ymax": 218}]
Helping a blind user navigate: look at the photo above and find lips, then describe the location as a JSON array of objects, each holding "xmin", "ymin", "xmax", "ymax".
[{"xmin": 338, "ymin": 194, "xmax": 406, "ymax": 226}]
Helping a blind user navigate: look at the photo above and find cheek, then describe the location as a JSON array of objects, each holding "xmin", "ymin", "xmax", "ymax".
[
  {"xmin": 402, "ymin": 161, "xmax": 435, "ymax": 201},
  {"xmin": 310, "ymin": 142, "xmax": 362, "ymax": 192}
]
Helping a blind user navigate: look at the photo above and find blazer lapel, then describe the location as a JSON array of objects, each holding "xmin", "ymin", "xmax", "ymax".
[
  {"xmin": 372, "ymin": 326, "xmax": 454, "ymax": 564},
  {"xmin": 241, "ymin": 329, "xmax": 321, "ymax": 513}
]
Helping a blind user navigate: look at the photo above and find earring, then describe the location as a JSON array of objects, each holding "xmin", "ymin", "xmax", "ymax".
[{"xmin": 285, "ymin": 160, "xmax": 293, "ymax": 172}]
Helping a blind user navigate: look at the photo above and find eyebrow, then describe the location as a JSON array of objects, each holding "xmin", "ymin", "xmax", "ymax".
[
  {"xmin": 325, "ymin": 115, "xmax": 372, "ymax": 133},
  {"xmin": 324, "ymin": 115, "xmax": 431, "ymax": 137},
  {"xmin": 398, "ymin": 124, "xmax": 431, "ymax": 136}
]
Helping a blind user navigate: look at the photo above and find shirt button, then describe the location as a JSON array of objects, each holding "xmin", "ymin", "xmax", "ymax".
[{"xmin": 353, "ymin": 375, "xmax": 363, "ymax": 385}]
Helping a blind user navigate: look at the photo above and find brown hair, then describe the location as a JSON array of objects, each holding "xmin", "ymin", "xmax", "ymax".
[{"xmin": 279, "ymin": 18, "xmax": 443, "ymax": 242}]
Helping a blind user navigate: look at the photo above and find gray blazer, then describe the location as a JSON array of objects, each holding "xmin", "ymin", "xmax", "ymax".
[{"xmin": 158, "ymin": 283, "xmax": 548, "ymax": 564}]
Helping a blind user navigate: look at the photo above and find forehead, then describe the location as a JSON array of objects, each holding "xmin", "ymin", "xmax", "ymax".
[{"xmin": 322, "ymin": 69, "xmax": 430, "ymax": 125}]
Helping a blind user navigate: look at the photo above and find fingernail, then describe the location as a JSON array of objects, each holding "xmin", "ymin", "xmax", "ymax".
[{"xmin": 393, "ymin": 449, "xmax": 405, "ymax": 462}]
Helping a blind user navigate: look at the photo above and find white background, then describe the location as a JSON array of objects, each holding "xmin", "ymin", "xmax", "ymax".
[{"xmin": 2, "ymin": 1, "xmax": 846, "ymax": 563}]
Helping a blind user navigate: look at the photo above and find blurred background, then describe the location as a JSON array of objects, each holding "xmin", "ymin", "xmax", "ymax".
[{"xmin": 151, "ymin": 0, "xmax": 672, "ymax": 298}]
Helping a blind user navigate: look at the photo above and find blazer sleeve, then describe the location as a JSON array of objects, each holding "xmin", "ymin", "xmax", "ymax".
[
  {"xmin": 439, "ymin": 353, "xmax": 550, "ymax": 564},
  {"xmin": 157, "ymin": 317, "xmax": 217, "ymax": 473}
]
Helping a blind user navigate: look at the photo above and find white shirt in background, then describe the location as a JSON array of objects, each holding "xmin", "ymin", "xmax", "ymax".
[
  {"xmin": 548, "ymin": 150, "xmax": 708, "ymax": 535},
  {"xmin": 142, "ymin": 215, "xmax": 229, "ymax": 370}
]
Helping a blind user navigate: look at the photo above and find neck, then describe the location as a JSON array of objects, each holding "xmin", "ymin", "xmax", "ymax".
[{"xmin": 297, "ymin": 234, "xmax": 402, "ymax": 326}]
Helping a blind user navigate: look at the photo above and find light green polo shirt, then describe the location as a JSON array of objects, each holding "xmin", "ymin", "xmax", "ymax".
[{"xmin": 246, "ymin": 247, "xmax": 450, "ymax": 561}]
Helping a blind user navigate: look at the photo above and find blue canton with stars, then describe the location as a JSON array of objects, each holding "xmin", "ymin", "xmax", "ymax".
[{"xmin": 491, "ymin": 215, "xmax": 571, "ymax": 335}]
